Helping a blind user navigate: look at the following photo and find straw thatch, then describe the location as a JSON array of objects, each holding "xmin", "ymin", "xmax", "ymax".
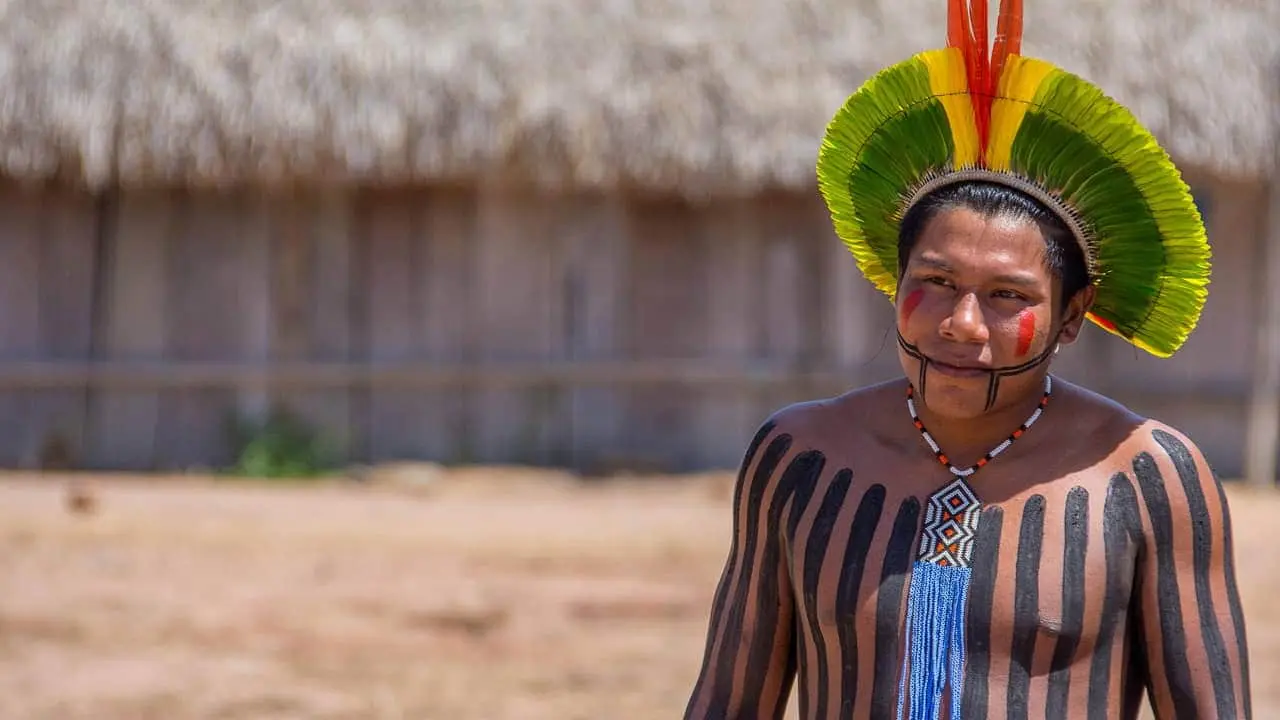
[{"xmin": 1, "ymin": 0, "xmax": 1276, "ymax": 196}]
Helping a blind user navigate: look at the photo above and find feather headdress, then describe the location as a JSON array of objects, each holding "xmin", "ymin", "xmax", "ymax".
[{"xmin": 816, "ymin": 0, "xmax": 1211, "ymax": 358}]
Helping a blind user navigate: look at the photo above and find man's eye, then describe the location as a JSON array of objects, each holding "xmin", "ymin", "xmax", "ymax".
[
  {"xmin": 993, "ymin": 290, "xmax": 1025, "ymax": 300},
  {"xmin": 925, "ymin": 276, "xmax": 951, "ymax": 286}
]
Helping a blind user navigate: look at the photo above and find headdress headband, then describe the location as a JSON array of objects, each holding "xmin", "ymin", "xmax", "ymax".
[{"xmin": 816, "ymin": 0, "xmax": 1211, "ymax": 357}]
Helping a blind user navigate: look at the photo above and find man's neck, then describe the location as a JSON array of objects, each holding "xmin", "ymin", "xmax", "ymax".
[{"xmin": 910, "ymin": 377, "xmax": 1051, "ymax": 467}]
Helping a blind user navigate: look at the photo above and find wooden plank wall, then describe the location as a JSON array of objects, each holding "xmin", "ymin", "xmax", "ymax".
[
  {"xmin": 0, "ymin": 184, "xmax": 96, "ymax": 468},
  {"xmin": 0, "ymin": 175, "xmax": 1262, "ymax": 475}
]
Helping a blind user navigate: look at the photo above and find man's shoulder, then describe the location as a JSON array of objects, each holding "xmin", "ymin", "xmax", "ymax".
[
  {"xmin": 758, "ymin": 377, "xmax": 905, "ymax": 441},
  {"xmin": 1058, "ymin": 379, "xmax": 1222, "ymax": 511},
  {"xmin": 1053, "ymin": 378, "xmax": 1190, "ymax": 458},
  {"xmin": 1117, "ymin": 417, "xmax": 1218, "ymax": 500}
]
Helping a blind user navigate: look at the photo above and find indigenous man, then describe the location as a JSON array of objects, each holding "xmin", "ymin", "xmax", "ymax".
[{"xmin": 682, "ymin": 2, "xmax": 1252, "ymax": 719}]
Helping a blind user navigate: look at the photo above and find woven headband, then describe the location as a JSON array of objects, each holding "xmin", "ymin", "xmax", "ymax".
[
  {"xmin": 905, "ymin": 168, "xmax": 1095, "ymax": 274},
  {"xmin": 816, "ymin": 0, "xmax": 1211, "ymax": 358}
]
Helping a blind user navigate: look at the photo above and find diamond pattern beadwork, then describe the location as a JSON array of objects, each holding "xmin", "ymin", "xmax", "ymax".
[{"xmin": 916, "ymin": 476, "xmax": 982, "ymax": 567}]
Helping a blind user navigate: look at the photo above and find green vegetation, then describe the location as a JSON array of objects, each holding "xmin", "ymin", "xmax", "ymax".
[{"xmin": 224, "ymin": 408, "xmax": 338, "ymax": 480}]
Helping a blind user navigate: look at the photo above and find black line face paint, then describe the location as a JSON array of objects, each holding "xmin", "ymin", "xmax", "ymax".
[
  {"xmin": 896, "ymin": 330, "xmax": 1056, "ymax": 411},
  {"xmin": 1152, "ymin": 429, "xmax": 1239, "ymax": 719},
  {"xmin": 688, "ymin": 420, "xmax": 780, "ymax": 713},
  {"xmin": 1133, "ymin": 450, "xmax": 1197, "ymax": 717},
  {"xmin": 1007, "ymin": 495, "xmax": 1047, "ymax": 719},
  {"xmin": 961, "ymin": 506, "xmax": 1005, "ymax": 719},
  {"xmin": 833, "ymin": 482, "xmax": 886, "ymax": 718},
  {"xmin": 1046, "ymin": 487, "xmax": 1090, "ymax": 720},
  {"xmin": 799, "ymin": 469, "xmax": 854, "ymax": 720},
  {"xmin": 703, "ymin": 432, "xmax": 793, "ymax": 718},
  {"xmin": 739, "ymin": 449, "xmax": 826, "ymax": 713},
  {"xmin": 1088, "ymin": 473, "xmax": 1140, "ymax": 720},
  {"xmin": 869, "ymin": 497, "xmax": 921, "ymax": 719},
  {"xmin": 896, "ymin": 331, "xmax": 929, "ymax": 398}
]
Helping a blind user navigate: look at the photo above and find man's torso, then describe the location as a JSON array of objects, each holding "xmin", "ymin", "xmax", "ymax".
[{"xmin": 769, "ymin": 379, "xmax": 1155, "ymax": 719}]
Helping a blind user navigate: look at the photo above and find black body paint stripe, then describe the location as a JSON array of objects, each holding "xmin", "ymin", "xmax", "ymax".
[
  {"xmin": 1153, "ymin": 429, "xmax": 1238, "ymax": 719},
  {"xmin": 771, "ymin": 637, "xmax": 799, "ymax": 720},
  {"xmin": 739, "ymin": 450, "xmax": 824, "ymax": 713},
  {"xmin": 1133, "ymin": 451, "xmax": 1196, "ymax": 719},
  {"xmin": 961, "ymin": 505, "xmax": 1005, "ymax": 719},
  {"xmin": 795, "ymin": 616, "xmax": 811, "ymax": 720},
  {"xmin": 1210, "ymin": 468, "xmax": 1252, "ymax": 719},
  {"xmin": 785, "ymin": 449, "xmax": 825, "ymax": 717},
  {"xmin": 833, "ymin": 482, "xmax": 886, "ymax": 719},
  {"xmin": 1007, "ymin": 494, "xmax": 1046, "ymax": 720},
  {"xmin": 688, "ymin": 420, "xmax": 778, "ymax": 712},
  {"xmin": 1088, "ymin": 473, "xmax": 1140, "ymax": 720},
  {"xmin": 798, "ymin": 469, "xmax": 851, "ymax": 720},
  {"xmin": 1047, "ymin": 487, "xmax": 1090, "ymax": 720},
  {"xmin": 704, "ymin": 432, "xmax": 793, "ymax": 717},
  {"xmin": 868, "ymin": 497, "xmax": 920, "ymax": 719},
  {"xmin": 786, "ymin": 450, "xmax": 823, "ymax": 539}
]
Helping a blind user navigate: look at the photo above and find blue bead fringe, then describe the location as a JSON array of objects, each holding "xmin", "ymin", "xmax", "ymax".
[{"xmin": 896, "ymin": 560, "xmax": 971, "ymax": 720}]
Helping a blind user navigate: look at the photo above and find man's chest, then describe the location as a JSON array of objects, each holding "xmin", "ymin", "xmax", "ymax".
[{"xmin": 779, "ymin": 470, "xmax": 1144, "ymax": 662}]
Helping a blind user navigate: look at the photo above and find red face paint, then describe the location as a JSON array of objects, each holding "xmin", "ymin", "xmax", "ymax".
[
  {"xmin": 900, "ymin": 289, "xmax": 924, "ymax": 324},
  {"xmin": 1016, "ymin": 310, "xmax": 1037, "ymax": 357}
]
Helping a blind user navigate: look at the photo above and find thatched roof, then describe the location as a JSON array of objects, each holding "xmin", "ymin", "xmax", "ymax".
[{"xmin": 1, "ymin": 0, "xmax": 1276, "ymax": 195}]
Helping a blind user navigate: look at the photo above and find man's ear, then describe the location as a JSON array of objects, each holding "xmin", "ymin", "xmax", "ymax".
[{"xmin": 1058, "ymin": 285, "xmax": 1096, "ymax": 346}]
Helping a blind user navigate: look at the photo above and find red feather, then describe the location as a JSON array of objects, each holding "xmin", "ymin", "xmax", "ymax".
[
  {"xmin": 969, "ymin": 0, "xmax": 991, "ymax": 153},
  {"xmin": 947, "ymin": 0, "xmax": 969, "ymax": 49},
  {"xmin": 990, "ymin": 0, "xmax": 1024, "ymax": 95}
]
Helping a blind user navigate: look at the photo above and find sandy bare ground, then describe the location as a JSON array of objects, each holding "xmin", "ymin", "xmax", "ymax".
[{"xmin": 0, "ymin": 467, "xmax": 1275, "ymax": 719}]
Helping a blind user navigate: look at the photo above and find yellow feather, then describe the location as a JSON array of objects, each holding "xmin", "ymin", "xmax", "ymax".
[
  {"xmin": 921, "ymin": 49, "xmax": 979, "ymax": 169},
  {"xmin": 985, "ymin": 55, "xmax": 1055, "ymax": 170}
]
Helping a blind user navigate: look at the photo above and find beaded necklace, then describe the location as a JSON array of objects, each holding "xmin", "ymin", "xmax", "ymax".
[
  {"xmin": 906, "ymin": 374, "xmax": 1053, "ymax": 478},
  {"xmin": 905, "ymin": 374, "xmax": 1052, "ymax": 569},
  {"xmin": 892, "ymin": 374, "xmax": 1055, "ymax": 720}
]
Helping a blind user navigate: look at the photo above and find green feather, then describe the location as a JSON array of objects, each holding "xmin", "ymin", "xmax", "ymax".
[
  {"xmin": 817, "ymin": 52, "xmax": 1210, "ymax": 357},
  {"xmin": 818, "ymin": 56, "xmax": 955, "ymax": 297},
  {"xmin": 1010, "ymin": 70, "xmax": 1210, "ymax": 357}
]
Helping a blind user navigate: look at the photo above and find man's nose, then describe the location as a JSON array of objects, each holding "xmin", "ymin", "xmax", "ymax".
[{"xmin": 939, "ymin": 293, "xmax": 989, "ymax": 343}]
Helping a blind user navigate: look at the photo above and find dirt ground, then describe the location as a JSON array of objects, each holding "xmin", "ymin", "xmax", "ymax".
[{"xmin": 0, "ymin": 466, "xmax": 1275, "ymax": 720}]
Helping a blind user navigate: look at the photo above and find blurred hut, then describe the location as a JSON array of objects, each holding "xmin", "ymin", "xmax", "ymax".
[{"xmin": 0, "ymin": 0, "xmax": 1275, "ymax": 479}]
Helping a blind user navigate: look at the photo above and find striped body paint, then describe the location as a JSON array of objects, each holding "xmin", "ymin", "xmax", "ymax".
[{"xmin": 684, "ymin": 415, "xmax": 1252, "ymax": 719}]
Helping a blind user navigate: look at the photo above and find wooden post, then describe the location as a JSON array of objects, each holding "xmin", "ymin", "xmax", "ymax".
[
  {"xmin": 1244, "ymin": 168, "xmax": 1280, "ymax": 488},
  {"xmin": 89, "ymin": 189, "xmax": 170, "ymax": 469},
  {"xmin": 1244, "ymin": 71, "xmax": 1280, "ymax": 488}
]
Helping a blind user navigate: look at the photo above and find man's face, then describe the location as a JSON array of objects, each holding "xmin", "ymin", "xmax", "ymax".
[{"xmin": 895, "ymin": 206, "xmax": 1088, "ymax": 419}]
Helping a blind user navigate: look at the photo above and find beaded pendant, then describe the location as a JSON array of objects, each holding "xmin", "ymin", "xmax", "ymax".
[{"xmin": 896, "ymin": 375, "xmax": 1052, "ymax": 720}]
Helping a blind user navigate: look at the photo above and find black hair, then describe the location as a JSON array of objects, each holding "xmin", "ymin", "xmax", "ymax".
[{"xmin": 897, "ymin": 181, "xmax": 1091, "ymax": 311}]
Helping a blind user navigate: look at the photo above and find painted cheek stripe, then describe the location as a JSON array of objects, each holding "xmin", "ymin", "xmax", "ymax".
[
  {"xmin": 1016, "ymin": 310, "xmax": 1036, "ymax": 357},
  {"xmin": 901, "ymin": 289, "xmax": 925, "ymax": 324}
]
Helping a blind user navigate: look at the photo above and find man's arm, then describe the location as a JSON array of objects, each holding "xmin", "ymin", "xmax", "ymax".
[
  {"xmin": 684, "ymin": 418, "xmax": 799, "ymax": 720},
  {"xmin": 1130, "ymin": 424, "xmax": 1252, "ymax": 719}
]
